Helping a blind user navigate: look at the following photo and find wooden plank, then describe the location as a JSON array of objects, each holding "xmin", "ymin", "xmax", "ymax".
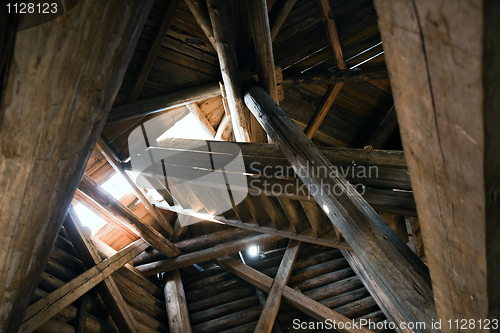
[
  {"xmin": 304, "ymin": 83, "xmax": 344, "ymax": 139},
  {"xmin": 215, "ymin": 256, "xmax": 373, "ymax": 333},
  {"xmin": 0, "ymin": 1, "xmax": 153, "ymax": 331},
  {"xmin": 20, "ymin": 239, "xmax": 149, "ymax": 333},
  {"xmin": 243, "ymin": 84, "xmax": 436, "ymax": 330},
  {"xmin": 78, "ymin": 174, "xmax": 180, "ymax": 257},
  {"xmin": 207, "ymin": 0, "xmax": 252, "ymax": 142},
  {"xmin": 129, "ymin": 0, "xmax": 182, "ymax": 102},
  {"xmin": 107, "ymin": 82, "xmax": 221, "ymax": 124},
  {"xmin": 164, "ymin": 269, "xmax": 193, "ymax": 333},
  {"xmin": 65, "ymin": 208, "xmax": 140, "ymax": 333},
  {"xmin": 268, "ymin": 0, "xmax": 299, "ymax": 41},
  {"xmin": 96, "ymin": 137, "xmax": 175, "ymax": 235},
  {"xmin": 136, "ymin": 234, "xmax": 282, "ymax": 276},
  {"xmin": 254, "ymin": 240, "xmax": 300, "ymax": 333},
  {"xmin": 187, "ymin": 103, "xmax": 217, "ymax": 137},
  {"xmin": 375, "ymin": 0, "xmax": 500, "ymax": 325},
  {"xmin": 282, "ymin": 67, "xmax": 389, "ymax": 86}
]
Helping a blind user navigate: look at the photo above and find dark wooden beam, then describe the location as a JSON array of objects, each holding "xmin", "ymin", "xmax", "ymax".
[
  {"xmin": 282, "ymin": 67, "xmax": 389, "ymax": 86},
  {"xmin": 0, "ymin": 1, "xmax": 153, "ymax": 331},
  {"xmin": 184, "ymin": 0, "xmax": 217, "ymax": 49},
  {"xmin": 73, "ymin": 294, "xmax": 88, "ymax": 333},
  {"xmin": 375, "ymin": 0, "xmax": 500, "ymax": 324},
  {"xmin": 136, "ymin": 234, "xmax": 282, "ymax": 276},
  {"xmin": 207, "ymin": 0, "xmax": 252, "ymax": 142},
  {"xmin": 128, "ymin": 0, "xmax": 181, "ymax": 102},
  {"xmin": 20, "ymin": 239, "xmax": 148, "ymax": 333},
  {"xmin": 243, "ymin": 84, "xmax": 436, "ymax": 330},
  {"xmin": 268, "ymin": 0, "xmax": 298, "ymax": 41},
  {"xmin": 65, "ymin": 209, "xmax": 140, "ymax": 333},
  {"xmin": 215, "ymin": 256, "xmax": 373, "ymax": 333},
  {"xmin": 318, "ymin": 0, "xmax": 345, "ymax": 69},
  {"xmin": 78, "ymin": 174, "xmax": 180, "ymax": 257},
  {"xmin": 304, "ymin": 83, "xmax": 344, "ymax": 139},
  {"xmin": 366, "ymin": 105, "xmax": 397, "ymax": 149},
  {"xmin": 164, "ymin": 269, "xmax": 193, "ymax": 333},
  {"xmin": 97, "ymin": 137, "xmax": 175, "ymax": 235},
  {"xmin": 107, "ymin": 82, "xmax": 221, "ymax": 124},
  {"xmin": 254, "ymin": 240, "xmax": 300, "ymax": 333}
]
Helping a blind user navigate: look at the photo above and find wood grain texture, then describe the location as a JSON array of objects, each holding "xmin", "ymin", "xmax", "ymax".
[
  {"xmin": 187, "ymin": 103, "xmax": 217, "ymax": 137},
  {"xmin": 282, "ymin": 68, "xmax": 389, "ymax": 86},
  {"xmin": 164, "ymin": 269, "xmax": 193, "ymax": 333},
  {"xmin": 375, "ymin": 0, "xmax": 499, "ymax": 325},
  {"xmin": 0, "ymin": 1, "xmax": 153, "ymax": 332},
  {"xmin": 268, "ymin": 0, "xmax": 298, "ymax": 41}
]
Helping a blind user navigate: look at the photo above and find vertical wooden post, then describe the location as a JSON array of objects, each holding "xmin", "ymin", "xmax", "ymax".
[{"xmin": 164, "ymin": 269, "xmax": 193, "ymax": 333}]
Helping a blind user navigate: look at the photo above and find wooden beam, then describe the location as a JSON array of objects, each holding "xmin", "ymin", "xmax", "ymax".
[
  {"xmin": 366, "ymin": 105, "xmax": 397, "ymax": 149},
  {"xmin": 207, "ymin": 0, "xmax": 252, "ymax": 142},
  {"xmin": 136, "ymin": 234, "xmax": 282, "ymax": 276},
  {"xmin": 374, "ymin": 0, "xmax": 500, "ymax": 325},
  {"xmin": 20, "ymin": 239, "xmax": 148, "ymax": 333},
  {"xmin": 96, "ymin": 137, "xmax": 175, "ymax": 235},
  {"xmin": 254, "ymin": 240, "xmax": 300, "ymax": 333},
  {"xmin": 249, "ymin": 0, "xmax": 279, "ymax": 103},
  {"xmin": 282, "ymin": 67, "xmax": 389, "ymax": 86},
  {"xmin": 215, "ymin": 113, "xmax": 233, "ymax": 140},
  {"xmin": 0, "ymin": 1, "xmax": 153, "ymax": 331},
  {"xmin": 73, "ymin": 294, "xmax": 88, "ymax": 333},
  {"xmin": 164, "ymin": 269, "xmax": 193, "ymax": 333},
  {"xmin": 243, "ymin": 84, "xmax": 436, "ymax": 330},
  {"xmin": 318, "ymin": 0, "xmax": 345, "ymax": 69},
  {"xmin": 65, "ymin": 208, "xmax": 140, "ymax": 333},
  {"xmin": 304, "ymin": 83, "xmax": 344, "ymax": 139},
  {"xmin": 215, "ymin": 256, "xmax": 373, "ymax": 333},
  {"xmin": 107, "ymin": 82, "xmax": 221, "ymax": 124},
  {"xmin": 78, "ymin": 174, "xmax": 180, "ymax": 257},
  {"xmin": 268, "ymin": 0, "xmax": 298, "ymax": 41},
  {"xmin": 184, "ymin": 0, "xmax": 217, "ymax": 49},
  {"xmin": 186, "ymin": 103, "xmax": 217, "ymax": 137},
  {"xmin": 128, "ymin": 0, "xmax": 181, "ymax": 102}
]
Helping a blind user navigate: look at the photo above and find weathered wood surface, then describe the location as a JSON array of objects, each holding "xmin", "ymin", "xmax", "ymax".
[
  {"xmin": 164, "ymin": 269, "xmax": 193, "ymax": 333},
  {"xmin": 243, "ymin": 84, "xmax": 436, "ymax": 331},
  {"xmin": 304, "ymin": 83, "xmax": 344, "ymax": 139},
  {"xmin": 187, "ymin": 103, "xmax": 217, "ymax": 137},
  {"xmin": 0, "ymin": 1, "xmax": 153, "ymax": 332},
  {"xmin": 282, "ymin": 68, "xmax": 389, "ymax": 86},
  {"xmin": 78, "ymin": 174, "xmax": 180, "ymax": 257},
  {"xmin": 20, "ymin": 239, "xmax": 148, "ymax": 333},
  {"xmin": 136, "ymin": 234, "xmax": 282, "ymax": 276},
  {"xmin": 207, "ymin": 0, "xmax": 251, "ymax": 142},
  {"xmin": 254, "ymin": 240, "xmax": 301, "ymax": 333},
  {"xmin": 215, "ymin": 256, "xmax": 373, "ymax": 333},
  {"xmin": 268, "ymin": 0, "xmax": 298, "ymax": 41},
  {"xmin": 107, "ymin": 82, "xmax": 221, "ymax": 124},
  {"xmin": 184, "ymin": 0, "xmax": 216, "ymax": 49},
  {"xmin": 65, "ymin": 209, "xmax": 139, "ymax": 333},
  {"xmin": 375, "ymin": 0, "xmax": 500, "ymax": 325}
]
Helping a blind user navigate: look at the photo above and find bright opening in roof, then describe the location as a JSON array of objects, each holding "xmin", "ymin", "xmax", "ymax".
[
  {"xmin": 73, "ymin": 203, "xmax": 107, "ymax": 235},
  {"xmin": 248, "ymin": 245, "xmax": 259, "ymax": 257},
  {"xmin": 101, "ymin": 173, "xmax": 133, "ymax": 200},
  {"xmin": 156, "ymin": 112, "xmax": 214, "ymax": 142}
]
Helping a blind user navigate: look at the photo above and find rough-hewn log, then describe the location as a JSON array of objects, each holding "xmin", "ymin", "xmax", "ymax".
[
  {"xmin": 254, "ymin": 240, "xmax": 300, "ymax": 333},
  {"xmin": 136, "ymin": 234, "xmax": 282, "ymax": 276},
  {"xmin": 128, "ymin": 0, "xmax": 181, "ymax": 102},
  {"xmin": 207, "ymin": 0, "xmax": 251, "ymax": 142},
  {"xmin": 20, "ymin": 239, "xmax": 149, "ymax": 333},
  {"xmin": 374, "ymin": 0, "xmax": 500, "ymax": 325},
  {"xmin": 65, "ymin": 209, "xmax": 139, "ymax": 333},
  {"xmin": 184, "ymin": 0, "xmax": 217, "ymax": 49},
  {"xmin": 107, "ymin": 82, "xmax": 221, "ymax": 124},
  {"xmin": 282, "ymin": 67, "xmax": 389, "ymax": 86},
  {"xmin": 243, "ymin": 84, "xmax": 436, "ymax": 330},
  {"xmin": 269, "ymin": 0, "xmax": 298, "ymax": 41},
  {"xmin": 78, "ymin": 174, "xmax": 180, "ymax": 257},
  {"xmin": 0, "ymin": 1, "xmax": 153, "ymax": 332},
  {"xmin": 164, "ymin": 269, "xmax": 193, "ymax": 333},
  {"xmin": 97, "ymin": 137, "xmax": 174, "ymax": 235},
  {"xmin": 215, "ymin": 256, "xmax": 373, "ymax": 333}
]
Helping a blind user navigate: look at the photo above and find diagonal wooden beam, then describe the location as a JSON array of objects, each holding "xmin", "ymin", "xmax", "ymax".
[
  {"xmin": 65, "ymin": 208, "xmax": 140, "ymax": 333},
  {"xmin": 243, "ymin": 84, "xmax": 437, "ymax": 330},
  {"xmin": 164, "ymin": 269, "xmax": 193, "ymax": 333},
  {"xmin": 215, "ymin": 256, "xmax": 373, "ymax": 333},
  {"xmin": 78, "ymin": 174, "xmax": 180, "ymax": 257},
  {"xmin": 184, "ymin": 0, "xmax": 217, "ymax": 49},
  {"xmin": 136, "ymin": 234, "xmax": 282, "ymax": 276},
  {"xmin": 97, "ymin": 137, "xmax": 175, "ymax": 235},
  {"xmin": 128, "ymin": 0, "xmax": 182, "ymax": 102},
  {"xmin": 318, "ymin": 0, "xmax": 345, "ymax": 70},
  {"xmin": 366, "ymin": 105, "xmax": 397, "ymax": 149},
  {"xmin": 20, "ymin": 239, "xmax": 148, "ymax": 333},
  {"xmin": 0, "ymin": 1, "xmax": 153, "ymax": 331},
  {"xmin": 207, "ymin": 0, "xmax": 252, "ymax": 142},
  {"xmin": 304, "ymin": 83, "xmax": 344, "ymax": 139},
  {"xmin": 269, "ymin": 0, "xmax": 298, "ymax": 41},
  {"xmin": 186, "ymin": 103, "xmax": 217, "ymax": 137},
  {"xmin": 254, "ymin": 240, "xmax": 300, "ymax": 333}
]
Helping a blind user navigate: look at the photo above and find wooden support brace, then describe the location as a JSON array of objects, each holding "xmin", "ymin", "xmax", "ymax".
[{"xmin": 164, "ymin": 269, "xmax": 193, "ymax": 333}]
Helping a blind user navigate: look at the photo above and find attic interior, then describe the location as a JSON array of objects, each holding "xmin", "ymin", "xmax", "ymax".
[{"xmin": 0, "ymin": 0, "xmax": 498, "ymax": 333}]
